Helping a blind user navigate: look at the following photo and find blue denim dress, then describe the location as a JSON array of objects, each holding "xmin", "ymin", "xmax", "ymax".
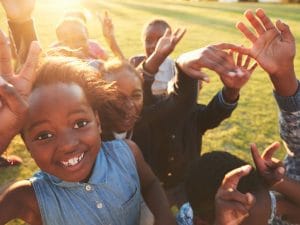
[{"xmin": 30, "ymin": 140, "xmax": 141, "ymax": 225}]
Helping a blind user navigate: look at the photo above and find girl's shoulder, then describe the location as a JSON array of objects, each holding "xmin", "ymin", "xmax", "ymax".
[
  {"xmin": 1, "ymin": 180, "xmax": 34, "ymax": 203},
  {"xmin": 102, "ymin": 139, "xmax": 137, "ymax": 166},
  {"xmin": 0, "ymin": 180, "xmax": 40, "ymax": 224}
]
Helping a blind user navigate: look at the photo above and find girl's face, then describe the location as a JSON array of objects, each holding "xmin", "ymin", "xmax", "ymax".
[
  {"xmin": 143, "ymin": 25, "xmax": 166, "ymax": 57},
  {"xmin": 22, "ymin": 82, "xmax": 101, "ymax": 182},
  {"xmin": 110, "ymin": 69, "xmax": 143, "ymax": 118}
]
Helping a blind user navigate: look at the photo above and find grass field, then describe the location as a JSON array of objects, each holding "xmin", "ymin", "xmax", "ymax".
[{"xmin": 0, "ymin": 0, "xmax": 299, "ymax": 224}]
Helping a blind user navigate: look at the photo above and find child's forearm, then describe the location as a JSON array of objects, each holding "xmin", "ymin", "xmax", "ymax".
[
  {"xmin": 221, "ymin": 86, "xmax": 240, "ymax": 103},
  {"xmin": 143, "ymin": 50, "xmax": 167, "ymax": 75},
  {"xmin": 105, "ymin": 36, "xmax": 125, "ymax": 60},
  {"xmin": 142, "ymin": 178, "xmax": 176, "ymax": 225},
  {"xmin": 273, "ymin": 176, "xmax": 300, "ymax": 206},
  {"xmin": 270, "ymin": 70, "xmax": 298, "ymax": 97}
]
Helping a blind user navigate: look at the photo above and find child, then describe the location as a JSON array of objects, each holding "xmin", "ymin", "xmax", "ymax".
[
  {"xmin": 54, "ymin": 17, "xmax": 108, "ymax": 60},
  {"xmin": 136, "ymin": 35, "xmax": 256, "ymax": 207},
  {"xmin": 0, "ymin": 56, "xmax": 175, "ymax": 225},
  {"xmin": 177, "ymin": 142, "xmax": 300, "ymax": 225},
  {"xmin": 130, "ymin": 19, "xmax": 184, "ymax": 96},
  {"xmin": 99, "ymin": 59, "xmax": 144, "ymax": 140}
]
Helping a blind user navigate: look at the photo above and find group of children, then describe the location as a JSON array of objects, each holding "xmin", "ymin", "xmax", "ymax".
[{"xmin": 0, "ymin": 0, "xmax": 299, "ymax": 224}]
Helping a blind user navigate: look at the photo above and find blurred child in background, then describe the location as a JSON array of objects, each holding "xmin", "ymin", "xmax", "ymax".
[{"xmin": 130, "ymin": 19, "xmax": 180, "ymax": 96}]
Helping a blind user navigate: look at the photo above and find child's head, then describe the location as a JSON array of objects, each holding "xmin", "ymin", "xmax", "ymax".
[
  {"xmin": 185, "ymin": 151, "xmax": 271, "ymax": 225},
  {"xmin": 21, "ymin": 57, "xmax": 137, "ymax": 182},
  {"xmin": 101, "ymin": 59, "xmax": 144, "ymax": 118},
  {"xmin": 56, "ymin": 18, "xmax": 89, "ymax": 53},
  {"xmin": 142, "ymin": 19, "xmax": 171, "ymax": 57}
]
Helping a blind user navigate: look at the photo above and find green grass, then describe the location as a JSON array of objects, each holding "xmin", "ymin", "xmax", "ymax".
[{"xmin": 0, "ymin": 0, "xmax": 299, "ymax": 224}]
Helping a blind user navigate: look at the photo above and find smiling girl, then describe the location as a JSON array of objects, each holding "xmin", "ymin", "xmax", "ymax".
[{"xmin": 0, "ymin": 57, "xmax": 174, "ymax": 225}]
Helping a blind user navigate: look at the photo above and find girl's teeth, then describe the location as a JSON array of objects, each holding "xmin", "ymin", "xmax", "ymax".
[{"xmin": 61, "ymin": 153, "xmax": 84, "ymax": 167}]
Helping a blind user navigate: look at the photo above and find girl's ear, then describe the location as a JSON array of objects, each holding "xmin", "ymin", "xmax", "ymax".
[{"xmin": 94, "ymin": 111, "xmax": 102, "ymax": 134}]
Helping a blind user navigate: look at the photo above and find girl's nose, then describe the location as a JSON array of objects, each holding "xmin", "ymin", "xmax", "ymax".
[{"xmin": 57, "ymin": 130, "xmax": 79, "ymax": 153}]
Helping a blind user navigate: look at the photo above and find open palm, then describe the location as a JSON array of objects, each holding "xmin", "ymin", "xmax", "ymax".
[{"xmin": 236, "ymin": 9, "xmax": 295, "ymax": 77}]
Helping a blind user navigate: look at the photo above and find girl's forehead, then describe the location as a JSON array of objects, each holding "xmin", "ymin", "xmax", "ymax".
[
  {"xmin": 26, "ymin": 83, "xmax": 93, "ymax": 125},
  {"xmin": 30, "ymin": 82, "xmax": 86, "ymax": 105}
]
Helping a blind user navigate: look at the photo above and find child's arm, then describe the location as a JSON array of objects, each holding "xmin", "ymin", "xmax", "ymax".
[
  {"xmin": 140, "ymin": 44, "xmax": 247, "ymax": 125},
  {"xmin": 1, "ymin": 0, "xmax": 38, "ymax": 64},
  {"xmin": 236, "ymin": 8, "xmax": 300, "ymax": 181},
  {"xmin": 0, "ymin": 180, "xmax": 41, "ymax": 224},
  {"xmin": 195, "ymin": 52, "xmax": 256, "ymax": 134},
  {"xmin": 98, "ymin": 11, "xmax": 125, "ymax": 60},
  {"xmin": 125, "ymin": 139, "xmax": 176, "ymax": 225},
  {"xmin": 142, "ymin": 28, "xmax": 186, "ymax": 75},
  {"xmin": 214, "ymin": 165, "xmax": 255, "ymax": 225}
]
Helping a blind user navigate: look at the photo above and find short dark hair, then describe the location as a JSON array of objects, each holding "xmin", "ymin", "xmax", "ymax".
[
  {"xmin": 142, "ymin": 19, "xmax": 171, "ymax": 37},
  {"xmin": 185, "ymin": 151, "xmax": 264, "ymax": 224}
]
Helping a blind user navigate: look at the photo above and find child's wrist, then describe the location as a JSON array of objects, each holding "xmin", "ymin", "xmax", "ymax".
[{"xmin": 222, "ymin": 86, "xmax": 240, "ymax": 103}]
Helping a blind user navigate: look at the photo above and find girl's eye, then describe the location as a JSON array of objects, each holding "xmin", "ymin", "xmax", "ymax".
[
  {"xmin": 132, "ymin": 94, "xmax": 142, "ymax": 100},
  {"xmin": 132, "ymin": 91, "xmax": 143, "ymax": 100},
  {"xmin": 35, "ymin": 132, "xmax": 53, "ymax": 141},
  {"xmin": 74, "ymin": 120, "xmax": 88, "ymax": 129}
]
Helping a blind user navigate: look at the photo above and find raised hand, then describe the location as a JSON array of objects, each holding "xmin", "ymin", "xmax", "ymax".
[
  {"xmin": 220, "ymin": 51, "xmax": 256, "ymax": 90},
  {"xmin": 1, "ymin": 0, "xmax": 35, "ymax": 22},
  {"xmin": 98, "ymin": 11, "xmax": 114, "ymax": 41},
  {"xmin": 235, "ymin": 8, "xmax": 297, "ymax": 96},
  {"xmin": 214, "ymin": 165, "xmax": 255, "ymax": 225},
  {"xmin": 0, "ymin": 30, "xmax": 40, "ymax": 152},
  {"xmin": 98, "ymin": 11, "xmax": 125, "ymax": 60},
  {"xmin": 219, "ymin": 51, "xmax": 257, "ymax": 103},
  {"xmin": 142, "ymin": 27, "xmax": 186, "ymax": 75},
  {"xmin": 0, "ymin": 76, "xmax": 28, "ymax": 152},
  {"xmin": 251, "ymin": 142, "xmax": 285, "ymax": 187},
  {"xmin": 154, "ymin": 27, "xmax": 186, "ymax": 59},
  {"xmin": 176, "ymin": 43, "xmax": 242, "ymax": 82},
  {"xmin": 0, "ymin": 31, "xmax": 41, "ymax": 98}
]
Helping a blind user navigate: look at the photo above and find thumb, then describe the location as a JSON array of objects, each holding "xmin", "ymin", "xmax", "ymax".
[
  {"xmin": 162, "ymin": 28, "xmax": 171, "ymax": 38},
  {"xmin": 276, "ymin": 20, "xmax": 295, "ymax": 43},
  {"xmin": 0, "ymin": 76, "xmax": 27, "ymax": 115}
]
